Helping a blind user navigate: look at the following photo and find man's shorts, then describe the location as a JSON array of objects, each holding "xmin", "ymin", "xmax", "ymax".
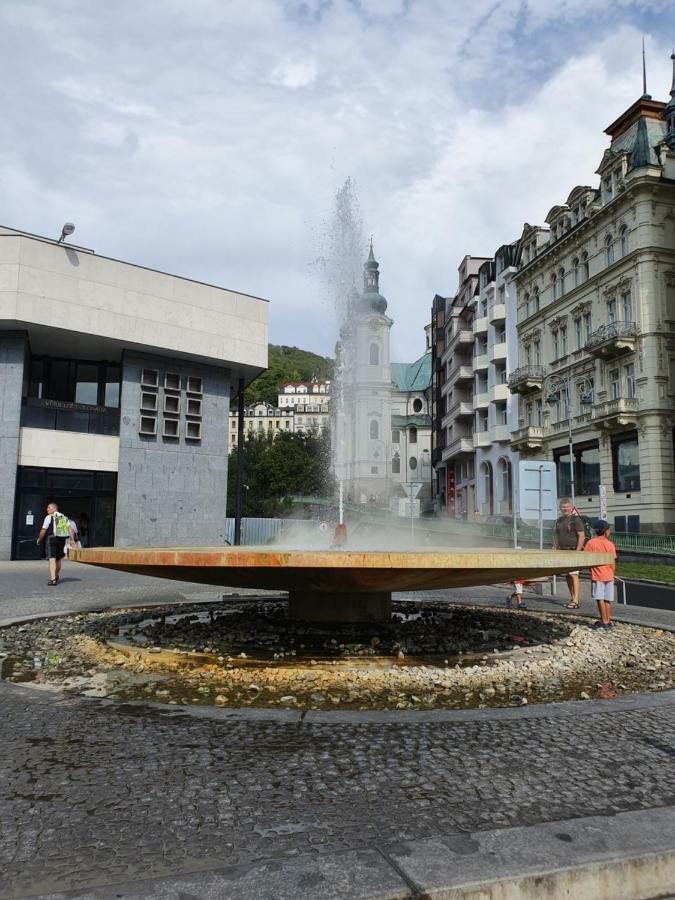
[
  {"xmin": 46, "ymin": 536, "xmax": 66, "ymax": 560},
  {"xmin": 592, "ymin": 580, "xmax": 615, "ymax": 602}
]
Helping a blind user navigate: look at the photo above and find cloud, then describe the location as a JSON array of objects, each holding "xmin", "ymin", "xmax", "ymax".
[{"xmin": 1, "ymin": 0, "xmax": 674, "ymax": 364}]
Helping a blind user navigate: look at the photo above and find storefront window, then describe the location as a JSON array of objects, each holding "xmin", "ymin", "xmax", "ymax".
[
  {"xmin": 75, "ymin": 364, "xmax": 100, "ymax": 405},
  {"xmin": 612, "ymin": 432, "xmax": 640, "ymax": 492},
  {"xmin": 554, "ymin": 441, "xmax": 600, "ymax": 496}
]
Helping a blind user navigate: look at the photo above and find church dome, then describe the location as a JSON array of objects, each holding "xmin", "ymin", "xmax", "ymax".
[{"xmin": 360, "ymin": 240, "xmax": 388, "ymax": 313}]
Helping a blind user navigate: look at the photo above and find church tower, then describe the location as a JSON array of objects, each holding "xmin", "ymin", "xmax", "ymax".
[{"xmin": 334, "ymin": 242, "xmax": 394, "ymax": 504}]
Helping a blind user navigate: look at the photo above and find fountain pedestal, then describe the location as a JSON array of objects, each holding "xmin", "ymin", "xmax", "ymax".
[{"xmin": 288, "ymin": 590, "xmax": 391, "ymax": 623}]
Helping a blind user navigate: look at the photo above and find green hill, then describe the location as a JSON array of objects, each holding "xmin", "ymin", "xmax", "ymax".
[{"xmin": 244, "ymin": 345, "xmax": 334, "ymax": 406}]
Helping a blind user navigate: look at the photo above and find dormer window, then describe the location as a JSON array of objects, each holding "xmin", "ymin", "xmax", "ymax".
[{"xmin": 603, "ymin": 176, "xmax": 613, "ymax": 203}]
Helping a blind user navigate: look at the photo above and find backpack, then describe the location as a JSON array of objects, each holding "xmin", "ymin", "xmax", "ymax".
[
  {"xmin": 52, "ymin": 513, "xmax": 70, "ymax": 538},
  {"xmin": 579, "ymin": 515, "xmax": 594, "ymax": 543}
]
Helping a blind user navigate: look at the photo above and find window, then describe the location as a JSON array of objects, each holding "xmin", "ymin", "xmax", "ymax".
[
  {"xmin": 533, "ymin": 340, "xmax": 541, "ymax": 366},
  {"xmin": 620, "ymin": 225, "xmax": 628, "ymax": 257},
  {"xmin": 498, "ymin": 364, "xmax": 507, "ymax": 384},
  {"xmin": 533, "ymin": 287, "xmax": 540, "ymax": 312},
  {"xmin": 391, "ymin": 428, "xmax": 400, "ymax": 444},
  {"xmin": 409, "ymin": 426, "xmax": 417, "ymax": 443},
  {"xmin": 560, "ymin": 324, "xmax": 568, "ymax": 355},
  {"xmin": 624, "ymin": 362, "xmax": 635, "ymax": 398},
  {"xmin": 583, "ymin": 312, "xmax": 592, "ymax": 341},
  {"xmin": 573, "ymin": 257, "xmax": 580, "ymax": 286},
  {"xmin": 526, "ymin": 402, "xmax": 533, "ymax": 426},
  {"xmin": 409, "ymin": 456, "xmax": 418, "ymax": 471},
  {"xmin": 551, "ymin": 272, "xmax": 558, "ymax": 299},
  {"xmin": 608, "ymin": 298, "xmax": 617, "ymax": 324},
  {"xmin": 391, "ymin": 453, "xmax": 401, "ymax": 474},
  {"xmin": 605, "ymin": 234, "xmax": 614, "ymax": 266},
  {"xmin": 609, "ymin": 367, "xmax": 620, "ymax": 400},
  {"xmin": 369, "ymin": 343, "xmax": 379, "ymax": 365},
  {"xmin": 575, "ymin": 318, "xmax": 582, "ymax": 349},
  {"xmin": 621, "ymin": 291, "xmax": 632, "ymax": 322},
  {"xmin": 369, "ymin": 419, "xmax": 379, "ymax": 439},
  {"xmin": 535, "ymin": 398, "xmax": 543, "ymax": 426},
  {"xmin": 498, "ymin": 458, "xmax": 512, "ymax": 508},
  {"xmin": 525, "ymin": 344, "xmax": 532, "ymax": 366},
  {"xmin": 554, "ymin": 441, "xmax": 600, "ymax": 497},
  {"xmin": 497, "ymin": 403, "xmax": 508, "ymax": 425},
  {"xmin": 612, "ymin": 431, "xmax": 640, "ymax": 491},
  {"xmin": 559, "ymin": 267, "xmax": 566, "ymax": 295},
  {"xmin": 603, "ymin": 175, "xmax": 613, "ymax": 203},
  {"xmin": 524, "ymin": 292, "xmax": 530, "ymax": 316},
  {"xmin": 552, "ymin": 330, "xmax": 559, "ymax": 358},
  {"xmin": 480, "ymin": 462, "xmax": 493, "ymax": 513},
  {"xmin": 412, "ymin": 398, "xmax": 423, "ymax": 413},
  {"xmin": 581, "ymin": 251, "xmax": 589, "ymax": 282}
]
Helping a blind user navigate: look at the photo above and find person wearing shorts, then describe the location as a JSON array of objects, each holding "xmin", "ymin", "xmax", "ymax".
[
  {"xmin": 553, "ymin": 498, "xmax": 586, "ymax": 608},
  {"xmin": 36, "ymin": 502, "xmax": 73, "ymax": 586},
  {"xmin": 584, "ymin": 519, "xmax": 617, "ymax": 629}
]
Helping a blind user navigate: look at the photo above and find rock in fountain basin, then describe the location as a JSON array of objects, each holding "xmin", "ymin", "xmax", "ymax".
[{"xmin": 71, "ymin": 547, "xmax": 611, "ymax": 622}]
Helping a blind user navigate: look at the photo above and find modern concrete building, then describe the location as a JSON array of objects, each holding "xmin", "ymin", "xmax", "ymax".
[
  {"xmin": 432, "ymin": 255, "xmax": 490, "ymax": 517},
  {"xmin": 0, "ymin": 225, "xmax": 268, "ymax": 559},
  {"xmin": 472, "ymin": 243, "xmax": 520, "ymax": 518},
  {"xmin": 509, "ymin": 62, "xmax": 675, "ymax": 533}
]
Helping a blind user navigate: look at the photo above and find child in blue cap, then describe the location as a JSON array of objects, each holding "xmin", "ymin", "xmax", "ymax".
[{"xmin": 583, "ymin": 519, "xmax": 617, "ymax": 629}]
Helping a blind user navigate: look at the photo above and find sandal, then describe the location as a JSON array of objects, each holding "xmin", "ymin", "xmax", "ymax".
[
  {"xmin": 47, "ymin": 579, "xmax": 57, "ymax": 586},
  {"xmin": 565, "ymin": 602, "xmax": 579, "ymax": 609}
]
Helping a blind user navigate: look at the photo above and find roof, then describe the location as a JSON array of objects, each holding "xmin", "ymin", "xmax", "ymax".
[
  {"xmin": 611, "ymin": 116, "xmax": 665, "ymax": 167},
  {"xmin": 391, "ymin": 351, "xmax": 432, "ymax": 393}
]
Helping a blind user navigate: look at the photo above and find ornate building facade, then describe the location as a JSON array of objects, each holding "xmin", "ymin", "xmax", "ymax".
[{"xmin": 509, "ymin": 62, "xmax": 675, "ymax": 533}]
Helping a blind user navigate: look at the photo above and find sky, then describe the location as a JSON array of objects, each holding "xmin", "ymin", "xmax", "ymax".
[{"xmin": 2, "ymin": 0, "xmax": 675, "ymax": 363}]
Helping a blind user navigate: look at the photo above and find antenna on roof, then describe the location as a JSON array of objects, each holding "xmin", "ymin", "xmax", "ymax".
[{"xmin": 641, "ymin": 37, "xmax": 651, "ymax": 99}]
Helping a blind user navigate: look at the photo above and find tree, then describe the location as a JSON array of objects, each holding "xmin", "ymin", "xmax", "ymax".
[
  {"xmin": 244, "ymin": 345, "xmax": 334, "ymax": 406},
  {"xmin": 227, "ymin": 429, "xmax": 334, "ymax": 518}
]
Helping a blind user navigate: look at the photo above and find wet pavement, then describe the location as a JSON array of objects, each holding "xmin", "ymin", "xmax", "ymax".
[{"xmin": 1, "ymin": 561, "xmax": 675, "ymax": 898}]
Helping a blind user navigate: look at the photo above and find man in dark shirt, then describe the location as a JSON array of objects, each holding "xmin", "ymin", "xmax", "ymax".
[{"xmin": 553, "ymin": 497, "xmax": 585, "ymax": 608}]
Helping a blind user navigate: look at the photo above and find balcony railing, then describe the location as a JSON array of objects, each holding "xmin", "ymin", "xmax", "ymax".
[
  {"xmin": 489, "ymin": 383, "xmax": 510, "ymax": 403},
  {"xmin": 472, "ymin": 316, "xmax": 488, "ymax": 335},
  {"xmin": 489, "ymin": 303, "xmax": 506, "ymax": 325},
  {"xmin": 591, "ymin": 397, "xmax": 639, "ymax": 427},
  {"xmin": 507, "ymin": 365, "xmax": 546, "ymax": 394},
  {"xmin": 445, "ymin": 399, "xmax": 473, "ymax": 422},
  {"xmin": 21, "ymin": 398, "xmax": 120, "ymax": 436},
  {"xmin": 473, "ymin": 353, "xmax": 489, "ymax": 371},
  {"xmin": 585, "ymin": 321, "xmax": 638, "ymax": 358},
  {"xmin": 473, "ymin": 431, "xmax": 491, "ymax": 448},
  {"xmin": 510, "ymin": 425, "xmax": 545, "ymax": 450},
  {"xmin": 442, "ymin": 436, "xmax": 474, "ymax": 460},
  {"xmin": 489, "ymin": 342, "xmax": 507, "ymax": 363},
  {"xmin": 474, "ymin": 392, "xmax": 489, "ymax": 409},
  {"xmin": 447, "ymin": 364, "xmax": 473, "ymax": 385},
  {"xmin": 489, "ymin": 424, "xmax": 510, "ymax": 443}
]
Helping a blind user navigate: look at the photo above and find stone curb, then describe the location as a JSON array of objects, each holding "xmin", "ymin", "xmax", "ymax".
[{"xmin": 23, "ymin": 806, "xmax": 675, "ymax": 900}]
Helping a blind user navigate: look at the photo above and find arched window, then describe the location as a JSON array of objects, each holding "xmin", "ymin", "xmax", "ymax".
[
  {"xmin": 524, "ymin": 292, "xmax": 530, "ymax": 317},
  {"xmin": 559, "ymin": 266, "xmax": 566, "ymax": 295},
  {"xmin": 550, "ymin": 272, "xmax": 557, "ymax": 299},
  {"xmin": 533, "ymin": 286, "xmax": 540, "ymax": 312},
  {"xmin": 391, "ymin": 428, "xmax": 400, "ymax": 444},
  {"xmin": 573, "ymin": 257, "xmax": 580, "ymax": 286},
  {"xmin": 409, "ymin": 456, "xmax": 418, "ymax": 471},
  {"xmin": 498, "ymin": 458, "xmax": 512, "ymax": 511},
  {"xmin": 605, "ymin": 234, "xmax": 614, "ymax": 266},
  {"xmin": 369, "ymin": 343, "xmax": 379, "ymax": 366},
  {"xmin": 581, "ymin": 251, "xmax": 589, "ymax": 281},
  {"xmin": 619, "ymin": 225, "xmax": 628, "ymax": 257},
  {"xmin": 409, "ymin": 426, "xmax": 417, "ymax": 444},
  {"xmin": 480, "ymin": 461, "xmax": 493, "ymax": 515},
  {"xmin": 369, "ymin": 419, "xmax": 379, "ymax": 439},
  {"xmin": 391, "ymin": 453, "xmax": 400, "ymax": 474}
]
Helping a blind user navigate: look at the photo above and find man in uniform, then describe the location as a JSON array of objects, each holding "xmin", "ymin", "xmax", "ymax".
[
  {"xmin": 36, "ymin": 502, "xmax": 74, "ymax": 586},
  {"xmin": 553, "ymin": 497, "xmax": 586, "ymax": 608}
]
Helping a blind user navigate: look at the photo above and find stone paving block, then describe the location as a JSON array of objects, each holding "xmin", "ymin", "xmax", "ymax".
[
  {"xmin": 31, "ymin": 849, "xmax": 411, "ymax": 900},
  {"xmin": 385, "ymin": 805, "xmax": 675, "ymax": 899}
]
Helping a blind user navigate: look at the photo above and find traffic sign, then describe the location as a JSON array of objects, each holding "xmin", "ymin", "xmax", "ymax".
[{"xmin": 401, "ymin": 482, "xmax": 423, "ymax": 500}]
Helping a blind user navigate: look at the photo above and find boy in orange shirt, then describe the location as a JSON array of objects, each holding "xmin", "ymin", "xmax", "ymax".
[{"xmin": 583, "ymin": 519, "xmax": 617, "ymax": 629}]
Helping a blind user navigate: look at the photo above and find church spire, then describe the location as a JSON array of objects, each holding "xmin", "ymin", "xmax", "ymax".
[
  {"xmin": 641, "ymin": 38, "xmax": 651, "ymax": 99},
  {"xmin": 665, "ymin": 52, "xmax": 675, "ymax": 150},
  {"xmin": 363, "ymin": 238, "xmax": 379, "ymax": 294}
]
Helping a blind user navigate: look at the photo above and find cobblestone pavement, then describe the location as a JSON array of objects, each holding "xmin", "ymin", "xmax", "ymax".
[{"xmin": 1, "ymin": 683, "xmax": 675, "ymax": 898}]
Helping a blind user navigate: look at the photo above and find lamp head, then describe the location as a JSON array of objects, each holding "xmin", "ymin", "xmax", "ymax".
[
  {"xmin": 546, "ymin": 392, "xmax": 558, "ymax": 406},
  {"xmin": 58, "ymin": 222, "xmax": 75, "ymax": 243}
]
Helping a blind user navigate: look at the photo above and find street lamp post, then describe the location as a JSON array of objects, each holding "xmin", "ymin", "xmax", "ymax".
[{"xmin": 545, "ymin": 373, "xmax": 593, "ymax": 509}]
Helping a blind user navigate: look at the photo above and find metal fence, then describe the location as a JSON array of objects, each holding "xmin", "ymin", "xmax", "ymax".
[{"xmin": 224, "ymin": 517, "xmax": 318, "ymax": 546}]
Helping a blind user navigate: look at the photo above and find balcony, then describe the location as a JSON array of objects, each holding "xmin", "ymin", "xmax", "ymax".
[
  {"xmin": 510, "ymin": 425, "xmax": 545, "ymax": 451},
  {"xmin": 474, "ymin": 353, "xmax": 488, "ymax": 371},
  {"xmin": 585, "ymin": 321, "xmax": 638, "ymax": 359},
  {"xmin": 473, "ymin": 430, "xmax": 491, "ymax": 448},
  {"xmin": 474, "ymin": 391, "xmax": 489, "ymax": 409},
  {"xmin": 489, "ymin": 342, "xmax": 507, "ymax": 363},
  {"xmin": 472, "ymin": 316, "xmax": 488, "ymax": 335},
  {"xmin": 442, "ymin": 436, "xmax": 474, "ymax": 460},
  {"xmin": 507, "ymin": 365, "xmax": 546, "ymax": 394},
  {"xmin": 591, "ymin": 397, "xmax": 639, "ymax": 428},
  {"xmin": 489, "ymin": 303, "xmax": 506, "ymax": 325},
  {"xmin": 449, "ymin": 329, "xmax": 474, "ymax": 348},
  {"xmin": 446, "ymin": 399, "xmax": 473, "ymax": 420},
  {"xmin": 447, "ymin": 364, "xmax": 473, "ymax": 387},
  {"xmin": 489, "ymin": 424, "xmax": 510, "ymax": 443},
  {"xmin": 489, "ymin": 383, "xmax": 510, "ymax": 403}
]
